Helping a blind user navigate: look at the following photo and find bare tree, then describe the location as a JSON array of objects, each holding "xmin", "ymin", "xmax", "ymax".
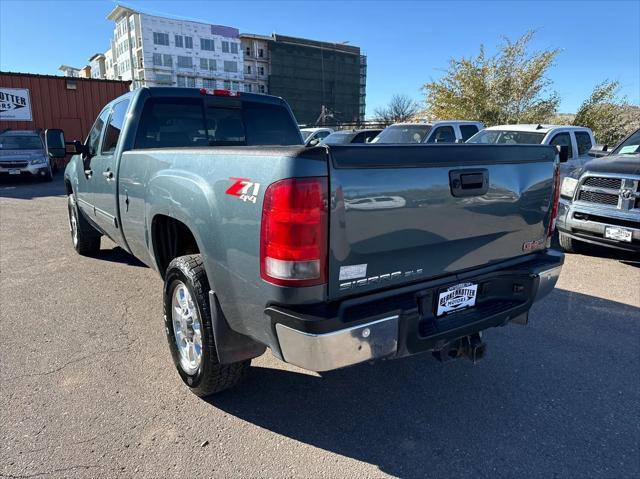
[{"xmin": 374, "ymin": 94, "xmax": 421, "ymax": 123}]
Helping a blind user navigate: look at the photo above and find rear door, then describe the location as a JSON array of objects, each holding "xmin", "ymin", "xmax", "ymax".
[
  {"xmin": 425, "ymin": 125, "xmax": 456, "ymax": 143},
  {"xmin": 91, "ymin": 98, "xmax": 130, "ymax": 240},
  {"xmin": 327, "ymin": 144, "xmax": 557, "ymax": 299}
]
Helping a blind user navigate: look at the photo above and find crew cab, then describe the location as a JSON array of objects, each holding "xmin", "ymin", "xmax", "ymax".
[
  {"xmin": 54, "ymin": 87, "xmax": 564, "ymax": 397},
  {"xmin": 0, "ymin": 129, "xmax": 55, "ymax": 181},
  {"xmin": 372, "ymin": 120, "xmax": 483, "ymax": 144},
  {"xmin": 467, "ymin": 124, "xmax": 596, "ymax": 175},
  {"xmin": 557, "ymin": 128, "xmax": 640, "ymax": 253}
]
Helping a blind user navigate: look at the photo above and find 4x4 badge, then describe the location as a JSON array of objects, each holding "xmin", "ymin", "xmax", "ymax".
[{"xmin": 225, "ymin": 177, "xmax": 261, "ymax": 204}]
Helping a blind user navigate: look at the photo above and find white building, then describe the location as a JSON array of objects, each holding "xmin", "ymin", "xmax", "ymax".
[
  {"xmin": 89, "ymin": 53, "xmax": 107, "ymax": 79},
  {"xmin": 106, "ymin": 5, "xmax": 244, "ymax": 90},
  {"xmin": 239, "ymin": 34, "xmax": 269, "ymax": 94}
]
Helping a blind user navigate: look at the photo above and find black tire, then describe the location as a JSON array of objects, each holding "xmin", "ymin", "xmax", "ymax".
[
  {"xmin": 67, "ymin": 194, "xmax": 101, "ymax": 256},
  {"xmin": 559, "ymin": 232, "xmax": 580, "ymax": 253},
  {"xmin": 164, "ymin": 254, "xmax": 250, "ymax": 396}
]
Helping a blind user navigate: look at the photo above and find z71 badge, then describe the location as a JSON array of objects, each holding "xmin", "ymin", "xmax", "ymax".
[{"xmin": 225, "ymin": 177, "xmax": 261, "ymax": 204}]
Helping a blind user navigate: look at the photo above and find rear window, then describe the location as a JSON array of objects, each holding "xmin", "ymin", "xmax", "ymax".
[
  {"xmin": 467, "ymin": 130, "xmax": 545, "ymax": 144},
  {"xmin": 322, "ymin": 132, "xmax": 353, "ymax": 145},
  {"xmin": 460, "ymin": 125, "xmax": 479, "ymax": 141},
  {"xmin": 134, "ymin": 97, "xmax": 301, "ymax": 148},
  {"xmin": 373, "ymin": 125, "xmax": 431, "ymax": 144}
]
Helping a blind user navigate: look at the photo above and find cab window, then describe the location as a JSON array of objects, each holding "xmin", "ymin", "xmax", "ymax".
[
  {"xmin": 426, "ymin": 126, "xmax": 456, "ymax": 143},
  {"xmin": 575, "ymin": 131, "xmax": 593, "ymax": 156},
  {"xmin": 460, "ymin": 125, "xmax": 479, "ymax": 142},
  {"xmin": 102, "ymin": 99, "xmax": 131, "ymax": 155},
  {"xmin": 549, "ymin": 132, "xmax": 573, "ymax": 159},
  {"xmin": 86, "ymin": 109, "xmax": 110, "ymax": 156}
]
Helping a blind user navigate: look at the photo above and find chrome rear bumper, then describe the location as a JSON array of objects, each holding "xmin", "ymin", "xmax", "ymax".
[
  {"xmin": 275, "ymin": 315, "xmax": 399, "ymax": 372},
  {"xmin": 533, "ymin": 265, "xmax": 563, "ymax": 302}
]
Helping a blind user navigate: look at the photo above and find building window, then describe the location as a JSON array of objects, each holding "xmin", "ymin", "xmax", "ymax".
[
  {"xmin": 221, "ymin": 41, "xmax": 229, "ymax": 53},
  {"xmin": 258, "ymin": 48, "xmax": 264, "ymax": 58},
  {"xmin": 177, "ymin": 56, "xmax": 193, "ymax": 68},
  {"xmin": 258, "ymin": 66, "xmax": 265, "ymax": 76},
  {"xmin": 200, "ymin": 38, "xmax": 215, "ymax": 51},
  {"xmin": 177, "ymin": 76, "xmax": 185, "ymax": 87},
  {"xmin": 185, "ymin": 36, "xmax": 193, "ymax": 49},
  {"xmin": 175, "ymin": 34, "xmax": 184, "ymax": 48},
  {"xmin": 153, "ymin": 32, "xmax": 169, "ymax": 46},
  {"xmin": 258, "ymin": 84, "xmax": 265, "ymax": 93},
  {"xmin": 176, "ymin": 76, "xmax": 194, "ymax": 87},
  {"xmin": 224, "ymin": 80, "xmax": 231, "ymax": 89},
  {"xmin": 245, "ymin": 65, "xmax": 252, "ymax": 74},
  {"xmin": 224, "ymin": 61, "xmax": 237, "ymax": 73},
  {"xmin": 244, "ymin": 83, "xmax": 252, "ymax": 93},
  {"xmin": 230, "ymin": 43, "xmax": 238, "ymax": 54},
  {"xmin": 231, "ymin": 81, "xmax": 239, "ymax": 91},
  {"xmin": 153, "ymin": 53, "xmax": 162, "ymax": 66},
  {"xmin": 245, "ymin": 46, "xmax": 251, "ymax": 56},
  {"xmin": 200, "ymin": 58, "xmax": 216, "ymax": 70},
  {"xmin": 154, "ymin": 53, "xmax": 172, "ymax": 67},
  {"xmin": 163, "ymin": 54, "xmax": 172, "ymax": 67},
  {"xmin": 187, "ymin": 77, "xmax": 195, "ymax": 87},
  {"xmin": 203, "ymin": 78, "xmax": 216, "ymax": 88}
]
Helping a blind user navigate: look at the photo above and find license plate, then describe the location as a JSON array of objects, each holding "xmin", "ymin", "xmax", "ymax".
[
  {"xmin": 437, "ymin": 282, "xmax": 478, "ymax": 316},
  {"xmin": 605, "ymin": 226, "xmax": 632, "ymax": 242},
  {"xmin": 8, "ymin": 169, "xmax": 20, "ymax": 175}
]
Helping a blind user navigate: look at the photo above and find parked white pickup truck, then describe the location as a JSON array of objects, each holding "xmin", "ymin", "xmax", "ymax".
[
  {"xmin": 372, "ymin": 121, "xmax": 484, "ymax": 144},
  {"xmin": 467, "ymin": 124, "xmax": 596, "ymax": 174}
]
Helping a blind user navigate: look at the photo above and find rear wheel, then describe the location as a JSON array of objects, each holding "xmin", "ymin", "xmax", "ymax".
[
  {"xmin": 67, "ymin": 194, "xmax": 101, "ymax": 256},
  {"xmin": 164, "ymin": 254, "xmax": 250, "ymax": 396},
  {"xmin": 559, "ymin": 232, "xmax": 581, "ymax": 253}
]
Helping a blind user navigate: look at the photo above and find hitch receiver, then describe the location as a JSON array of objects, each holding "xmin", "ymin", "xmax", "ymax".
[{"xmin": 432, "ymin": 333, "xmax": 486, "ymax": 363}]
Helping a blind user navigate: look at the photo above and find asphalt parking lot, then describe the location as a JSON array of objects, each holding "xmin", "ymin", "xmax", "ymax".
[{"xmin": 1, "ymin": 175, "xmax": 639, "ymax": 479}]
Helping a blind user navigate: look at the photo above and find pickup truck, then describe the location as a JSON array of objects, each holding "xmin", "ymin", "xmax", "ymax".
[
  {"xmin": 557, "ymin": 127, "xmax": 640, "ymax": 253},
  {"xmin": 51, "ymin": 87, "xmax": 564, "ymax": 397},
  {"xmin": 372, "ymin": 121, "xmax": 484, "ymax": 144}
]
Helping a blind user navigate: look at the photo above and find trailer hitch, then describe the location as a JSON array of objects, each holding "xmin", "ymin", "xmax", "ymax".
[{"xmin": 432, "ymin": 333, "xmax": 486, "ymax": 363}]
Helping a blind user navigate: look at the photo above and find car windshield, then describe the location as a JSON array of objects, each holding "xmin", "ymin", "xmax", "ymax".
[
  {"xmin": 467, "ymin": 130, "xmax": 546, "ymax": 144},
  {"xmin": 300, "ymin": 130, "xmax": 313, "ymax": 141},
  {"xmin": 321, "ymin": 132, "xmax": 353, "ymax": 145},
  {"xmin": 611, "ymin": 129, "xmax": 640, "ymax": 155},
  {"xmin": 0, "ymin": 135, "xmax": 43, "ymax": 150},
  {"xmin": 372, "ymin": 125, "xmax": 431, "ymax": 144}
]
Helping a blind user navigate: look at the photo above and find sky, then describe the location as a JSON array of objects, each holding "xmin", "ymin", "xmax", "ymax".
[{"xmin": 0, "ymin": 0, "xmax": 638, "ymax": 118}]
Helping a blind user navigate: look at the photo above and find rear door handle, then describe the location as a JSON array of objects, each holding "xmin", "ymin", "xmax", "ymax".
[
  {"xmin": 103, "ymin": 170, "xmax": 114, "ymax": 180},
  {"xmin": 449, "ymin": 169, "xmax": 489, "ymax": 197}
]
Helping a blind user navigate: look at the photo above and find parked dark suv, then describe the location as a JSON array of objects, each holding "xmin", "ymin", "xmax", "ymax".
[{"xmin": 0, "ymin": 129, "xmax": 54, "ymax": 181}]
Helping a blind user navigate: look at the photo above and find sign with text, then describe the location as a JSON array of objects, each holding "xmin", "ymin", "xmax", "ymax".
[{"xmin": 0, "ymin": 88, "xmax": 33, "ymax": 121}]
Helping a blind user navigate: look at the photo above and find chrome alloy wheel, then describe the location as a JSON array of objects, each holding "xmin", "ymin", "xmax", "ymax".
[
  {"xmin": 69, "ymin": 201, "xmax": 78, "ymax": 247},
  {"xmin": 171, "ymin": 282, "xmax": 203, "ymax": 374}
]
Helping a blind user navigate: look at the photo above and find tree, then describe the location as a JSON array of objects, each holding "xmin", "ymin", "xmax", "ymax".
[
  {"xmin": 572, "ymin": 80, "xmax": 639, "ymax": 146},
  {"xmin": 422, "ymin": 32, "xmax": 560, "ymax": 125},
  {"xmin": 374, "ymin": 94, "xmax": 420, "ymax": 123}
]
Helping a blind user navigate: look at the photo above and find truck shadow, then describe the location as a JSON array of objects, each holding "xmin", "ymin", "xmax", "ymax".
[
  {"xmin": 96, "ymin": 246, "xmax": 146, "ymax": 268},
  {"xmin": 206, "ymin": 288, "xmax": 639, "ymax": 478}
]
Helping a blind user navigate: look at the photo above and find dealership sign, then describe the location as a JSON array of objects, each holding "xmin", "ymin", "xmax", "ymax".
[{"xmin": 0, "ymin": 88, "xmax": 33, "ymax": 121}]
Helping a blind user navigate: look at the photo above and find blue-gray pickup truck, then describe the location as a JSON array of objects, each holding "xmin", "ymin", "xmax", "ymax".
[{"xmin": 50, "ymin": 87, "xmax": 564, "ymax": 396}]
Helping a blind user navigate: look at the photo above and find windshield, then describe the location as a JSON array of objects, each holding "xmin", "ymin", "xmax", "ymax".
[
  {"xmin": 467, "ymin": 130, "xmax": 545, "ymax": 144},
  {"xmin": 611, "ymin": 129, "xmax": 640, "ymax": 155},
  {"xmin": 300, "ymin": 130, "xmax": 313, "ymax": 141},
  {"xmin": 372, "ymin": 125, "xmax": 431, "ymax": 144},
  {"xmin": 0, "ymin": 135, "xmax": 43, "ymax": 150},
  {"xmin": 321, "ymin": 132, "xmax": 353, "ymax": 145}
]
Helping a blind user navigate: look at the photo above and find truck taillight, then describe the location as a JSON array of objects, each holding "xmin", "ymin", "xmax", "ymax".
[
  {"xmin": 547, "ymin": 164, "xmax": 561, "ymax": 238},
  {"xmin": 199, "ymin": 88, "xmax": 240, "ymax": 97},
  {"xmin": 260, "ymin": 177, "xmax": 328, "ymax": 287}
]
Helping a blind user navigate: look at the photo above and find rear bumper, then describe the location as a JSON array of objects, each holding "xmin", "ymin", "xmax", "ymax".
[
  {"xmin": 268, "ymin": 250, "xmax": 564, "ymax": 372},
  {"xmin": 557, "ymin": 200, "xmax": 640, "ymax": 252}
]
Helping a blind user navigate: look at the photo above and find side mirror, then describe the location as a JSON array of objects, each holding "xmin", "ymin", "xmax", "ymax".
[
  {"xmin": 588, "ymin": 144, "xmax": 610, "ymax": 158},
  {"xmin": 307, "ymin": 138, "xmax": 320, "ymax": 147},
  {"xmin": 44, "ymin": 129, "xmax": 67, "ymax": 158},
  {"xmin": 557, "ymin": 145, "xmax": 570, "ymax": 163}
]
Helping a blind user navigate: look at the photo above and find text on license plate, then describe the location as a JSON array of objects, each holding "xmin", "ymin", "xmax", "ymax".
[
  {"xmin": 605, "ymin": 226, "xmax": 632, "ymax": 242},
  {"xmin": 9, "ymin": 169, "xmax": 20, "ymax": 175},
  {"xmin": 437, "ymin": 282, "xmax": 478, "ymax": 316}
]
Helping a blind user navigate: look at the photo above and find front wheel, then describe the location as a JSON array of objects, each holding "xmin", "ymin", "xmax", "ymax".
[
  {"xmin": 164, "ymin": 254, "xmax": 250, "ymax": 396},
  {"xmin": 559, "ymin": 232, "xmax": 582, "ymax": 254},
  {"xmin": 67, "ymin": 194, "xmax": 101, "ymax": 256}
]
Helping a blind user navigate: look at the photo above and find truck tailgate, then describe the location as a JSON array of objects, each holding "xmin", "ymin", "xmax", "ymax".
[{"xmin": 328, "ymin": 144, "xmax": 557, "ymax": 299}]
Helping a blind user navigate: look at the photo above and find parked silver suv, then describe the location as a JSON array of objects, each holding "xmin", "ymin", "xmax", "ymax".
[{"xmin": 0, "ymin": 129, "xmax": 54, "ymax": 181}]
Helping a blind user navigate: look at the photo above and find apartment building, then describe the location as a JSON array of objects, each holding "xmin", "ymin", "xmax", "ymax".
[
  {"xmin": 105, "ymin": 5, "xmax": 244, "ymax": 90},
  {"xmin": 89, "ymin": 53, "xmax": 107, "ymax": 79},
  {"xmin": 239, "ymin": 34, "xmax": 269, "ymax": 94}
]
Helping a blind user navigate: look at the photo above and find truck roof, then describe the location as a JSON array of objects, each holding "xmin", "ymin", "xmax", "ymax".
[
  {"xmin": 392, "ymin": 120, "xmax": 483, "ymax": 127},
  {"xmin": 0, "ymin": 129, "xmax": 41, "ymax": 136},
  {"xmin": 140, "ymin": 87, "xmax": 286, "ymax": 106},
  {"xmin": 483, "ymin": 124, "xmax": 592, "ymax": 134}
]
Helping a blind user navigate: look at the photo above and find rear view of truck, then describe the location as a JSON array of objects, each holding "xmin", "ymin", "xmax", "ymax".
[{"xmin": 268, "ymin": 143, "xmax": 563, "ymax": 371}]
